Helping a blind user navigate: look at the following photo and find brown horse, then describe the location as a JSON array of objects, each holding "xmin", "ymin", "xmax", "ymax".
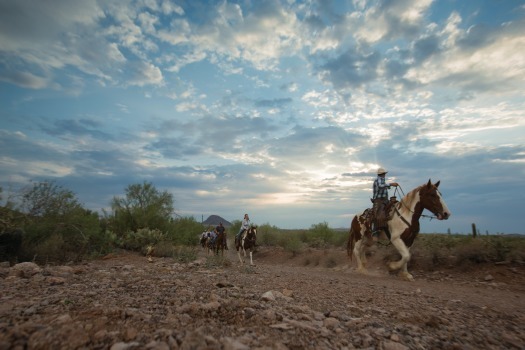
[
  {"xmin": 215, "ymin": 230, "xmax": 227, "ymax": 256},
  {"xmin": 347, "ymin": 180, "xmax": 451, "ymax": 281},
  {"xmin": 235, "ymin": 226, "xmax": 257, "ymax": 265}
]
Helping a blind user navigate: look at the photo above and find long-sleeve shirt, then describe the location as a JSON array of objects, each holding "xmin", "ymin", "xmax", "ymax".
[
  {"xmin": 373, "ymin": 176, "xmax": 391, "ymax": 199},
  {"xmin": 241, "ymin": 219, "xmax": 250, "ymax": 230}
]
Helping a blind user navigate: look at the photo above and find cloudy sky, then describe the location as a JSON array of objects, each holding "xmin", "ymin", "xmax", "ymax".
[{"xmin": 1, "ymin": 0, "xmax": 524, "ymax": 234}]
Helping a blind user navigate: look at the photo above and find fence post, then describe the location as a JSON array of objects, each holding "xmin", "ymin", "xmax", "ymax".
[{"xmin": 471, "ymin": 223, "xmax": 477, "ymax": 238}]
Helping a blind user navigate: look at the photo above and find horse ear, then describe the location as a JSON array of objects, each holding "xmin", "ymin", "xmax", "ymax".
[
  {"xmin": 427, "ymin": 179, "xmax": 432, "ymax": 188},
  {"xmin": 434, "ymin": 180, "xmax": 440, "ymax": 188}
]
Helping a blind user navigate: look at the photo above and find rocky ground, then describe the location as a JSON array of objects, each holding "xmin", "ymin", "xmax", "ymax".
[{"xmin": 0, "ymin": 243, "xmax": 524, "ymax": 350}]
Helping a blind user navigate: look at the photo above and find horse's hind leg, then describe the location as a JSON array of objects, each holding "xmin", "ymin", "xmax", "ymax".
[
  {"xmin": 353, "ymin": 240, "xmax": 367, "ymax": 273},
  {"xmin": 389, "ymin": 238, "xmax": 413, "ymax": 281}
]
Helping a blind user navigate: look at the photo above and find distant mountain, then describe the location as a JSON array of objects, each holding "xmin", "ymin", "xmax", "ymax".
[{"xmin": 202, "ymin": 215, "xmax": 232, "ymax": 227}]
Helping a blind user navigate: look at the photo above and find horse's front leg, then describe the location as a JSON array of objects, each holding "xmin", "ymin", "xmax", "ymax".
[
  {"xmin": 388, "ymin": 237, "xmax": 413, "ymax": 281},
  {"xmin": 237, "ymin": 244, "xmax": 246, "ymax": 264},
  {"xmin": 248, "ymin": 250, "xmax": 254, "ymax": 266}
]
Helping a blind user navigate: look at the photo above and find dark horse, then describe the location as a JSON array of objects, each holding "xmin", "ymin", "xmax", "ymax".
[
  {"xmin": 235, "ymin": 226, "xmax": 257, "ymax": 265},
  {"xmin": 347, "ymin": 180, "xmax": 451, "ymax": 281},
  {"xmin": 215, "ymin": 230, "xmax": 227, "ymax": 256}
]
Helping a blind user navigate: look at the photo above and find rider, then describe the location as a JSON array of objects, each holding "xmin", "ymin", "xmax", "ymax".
[
  {"xmin": 215, "ymin": 222, "xmax": 228, "ymax": 250},
  {"xmin": 372, "ymin": 167, "xmax": 398, "ymax": 237},
  {"xmin": 209, "ymin": 227, "xmax": 217, "ymax": 245},
  {"xmin": 200, "ymin": 230, "xmax": 208, "ymax": 246},
  {"xmin": 236, "ymin": 213, "xmax": 250, "ymax": 242}
]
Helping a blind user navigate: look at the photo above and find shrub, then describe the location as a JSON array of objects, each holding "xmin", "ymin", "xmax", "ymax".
[
  {"xmin": 120, "ymin": 228, "xmax": 165, "ymax": 251},
  {"xmin": 282, "ymin": 235, "xmax": 302, "ymax": 256},
  {"xmin": 256, "ymin": 223, "xmax": 280, "ymax": 246},
  {"xmin": 167, "ymin": 216, "xmax": 202, "ymax": 246},
  {"xmin": 173, "ymin": 246, "xmax": 197, "ymax": 263}
]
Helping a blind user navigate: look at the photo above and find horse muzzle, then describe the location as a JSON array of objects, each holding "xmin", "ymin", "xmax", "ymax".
[{"xmin": 437, "ymin": 212, "xmax": 450, "ymax": 220}]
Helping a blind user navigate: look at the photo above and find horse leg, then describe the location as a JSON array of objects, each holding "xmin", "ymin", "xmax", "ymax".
[
  {"xmin": 237, "ymin": 243, "xmax": 245, "ymax": 264},
  {"xmin": 388, "ymin": 237, "xmax": 414, "ymax": 281},
  {"xmin": 249, "ymin": 251, "xmax": 253, "ymax": 265},
  {"xmin": 353, "ymin": 239, "xmax": 367, "ymax": 273}
]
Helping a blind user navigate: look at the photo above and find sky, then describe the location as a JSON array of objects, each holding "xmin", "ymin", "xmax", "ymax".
[{"xmin": 1, "ymin": 0, "xmax": 524, "ymax": 234}]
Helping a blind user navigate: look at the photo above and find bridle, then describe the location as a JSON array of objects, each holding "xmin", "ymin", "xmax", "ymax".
[{"xmin": 393, "ymin": 185, "xmax": 441, "ymax": 225}]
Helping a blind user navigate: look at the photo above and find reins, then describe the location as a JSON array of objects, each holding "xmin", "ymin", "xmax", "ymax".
[{"xmin": 394, "ymin": 185, "xmax": 439, "ymax": 221}]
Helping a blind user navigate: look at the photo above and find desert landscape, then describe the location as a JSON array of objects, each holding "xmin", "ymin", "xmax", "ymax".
[{"xmin": 1, "ymin": 244, "xmax": 524, "ymax": 350}]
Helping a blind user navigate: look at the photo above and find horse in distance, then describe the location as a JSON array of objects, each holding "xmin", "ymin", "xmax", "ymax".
[{"xmin": 235, "ymin": 226, "xmax": 257, "ymax": 265}]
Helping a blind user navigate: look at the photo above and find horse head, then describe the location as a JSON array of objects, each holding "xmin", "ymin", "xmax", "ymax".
[
  {"xmin": 247, "ymin": 226, "xmax": 257, "ymax": 241},
  {"xmin": 419, "ymin": 180, "xmax": 451, "ymax": 220}
]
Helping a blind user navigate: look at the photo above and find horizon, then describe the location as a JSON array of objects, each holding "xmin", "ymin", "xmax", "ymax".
[{"xmin": 1, "ymin": 1, "xmax": 524, "ymax": 235}]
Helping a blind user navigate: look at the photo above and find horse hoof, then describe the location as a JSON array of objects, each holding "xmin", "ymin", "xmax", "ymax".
[{"xmin": 399, "ymin": 272, "xmax": 414, "ymax": 281}]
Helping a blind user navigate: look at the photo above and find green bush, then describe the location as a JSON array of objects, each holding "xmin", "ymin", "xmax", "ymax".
[
  {"xmin": 166, "ymin": 216, "xmax": 202, "ymax": 246},
  {"xmin": 257, "ymin": 223, "xmax": 281, "ymax": 246},
  {"xmin": 120, "ymin": 228, "xmax": 165, "ymax": 251},
  {"xmin": 282, "ymin": 235, "xmax": 302, "ymax": 256}
]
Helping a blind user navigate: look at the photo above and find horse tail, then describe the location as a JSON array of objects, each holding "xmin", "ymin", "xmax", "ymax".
[{"xmin": 346, "ymin": 216, "xmax": 357, "ymax": 260}]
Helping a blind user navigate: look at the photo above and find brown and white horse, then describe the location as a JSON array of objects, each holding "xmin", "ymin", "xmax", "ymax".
[
  {"xmin": 204, "ymin": 235, "xmax": 216, "ymax": 256},
  {"xmin": 347, "ymin": 180, "xmax": 451, "ymax": 281},
  {"xmin": 236, "ymin": 226, "xmax": 257, "ymax": 265}
]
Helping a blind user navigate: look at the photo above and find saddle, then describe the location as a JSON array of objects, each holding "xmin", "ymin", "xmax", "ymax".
[{"xmin": 371, "ymin": 196, "xmax": 399, "ymax": 231}]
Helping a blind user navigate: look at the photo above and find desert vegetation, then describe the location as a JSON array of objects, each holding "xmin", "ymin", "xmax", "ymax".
[{"xmin": 1, "ymin": 181, "xmax": 524, "ymax": 269}]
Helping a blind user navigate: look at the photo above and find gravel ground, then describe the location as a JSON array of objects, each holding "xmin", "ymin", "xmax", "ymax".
[{"xmin": 0, "ymin": 245, "xmax": 524, "ymax": 350}]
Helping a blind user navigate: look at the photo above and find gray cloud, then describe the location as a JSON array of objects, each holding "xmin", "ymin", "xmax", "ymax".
[
  {"xmin": 317, "ymin": 48, "xmax": 381, "ymax": 89},
  {"xmin": 41, "ymin": 119, "xmax": 113, "ymax": 140}
]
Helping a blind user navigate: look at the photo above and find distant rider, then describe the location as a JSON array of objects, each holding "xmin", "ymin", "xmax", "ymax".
[
  {"xmin": 215, "ymin": 222, "xmax": 228, "ymax": 250},
  {"xmin": 236, "ymin": 213, "xmax": 250, "ymax": 242}
]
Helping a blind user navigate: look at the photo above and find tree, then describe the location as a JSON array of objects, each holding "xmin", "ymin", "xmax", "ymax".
[
  {"xmin": 110, "ymin": 181, "xmax": 174, "ymax": 235},
  {"xmin": 21, "ymin": 181, "xmax": 81, "ymax": 218},
  {"xmin": 18, "ymin": 181, "xmax": 103, "ymax": 262}
]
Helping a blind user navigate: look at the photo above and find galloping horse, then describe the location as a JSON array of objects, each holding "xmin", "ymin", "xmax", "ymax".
[
  {"xmin": 236, "ymin": 226, "xmax": 257, "ymax": 265},
  {"xmin": 347, "ymin": 180, "xmax": 451, "ymax": 281},
  {"xmin": 215, "ymin": 229, "xmax": 227, "ymax": 256}
]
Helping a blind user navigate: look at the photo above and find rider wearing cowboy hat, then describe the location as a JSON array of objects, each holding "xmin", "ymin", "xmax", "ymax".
[{"xmin": 372, "ymin": 167, "xmax": 398, "ymax": 237}]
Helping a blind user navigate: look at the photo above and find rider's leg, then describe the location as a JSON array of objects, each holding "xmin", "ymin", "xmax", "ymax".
[
  {"xmin": 236, "ymin": 228, "xmax": 243, "ymax": 241},
  {"xmin": 372, "ymin": 199, "xmax": 386, "ymax": 239}
]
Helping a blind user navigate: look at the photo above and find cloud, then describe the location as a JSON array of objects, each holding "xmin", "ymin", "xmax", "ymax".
[
  {"xmin": 126, "ymin": 61, "xmax": 164, "ymax": 86},
  {"xmin": 41, "ymin": 119, "xmax": 113, "ymax": 140},
  {"xmin": 0, "ymin": 70, "xmax": 48, "ymax": 89}
]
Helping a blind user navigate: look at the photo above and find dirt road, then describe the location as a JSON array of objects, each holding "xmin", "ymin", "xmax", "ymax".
[{"xmin": 1, "ymin": 245, "xmax": 524, "ymax": 349}]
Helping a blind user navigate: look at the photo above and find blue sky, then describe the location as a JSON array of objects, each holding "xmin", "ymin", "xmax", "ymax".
[{"xmin": 1, "ymin": 0, "xmax": 524, "ymax": 234}]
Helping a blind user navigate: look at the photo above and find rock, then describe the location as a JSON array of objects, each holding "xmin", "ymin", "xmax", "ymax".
[
  {"xmin": 110, "ymin": 342, "xmax": 141, "ymax": 350},
  {"xmin": 261, "ymin": 291, "xmax": 276, "ymax": 301},
  {"xmin": 323, "ymin": 317, "xmax": 340, "ymax": 329},
  {"xmin": 382, "ymin": 340, "xmax": 409, "ymax": 350},
  {"xmin": 484, "ymin": 274, "xmax": 494, "ymax": 281},
  {"xmin": 10, "ymin": 262, "xmax": 42, "ymax": 278}
]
